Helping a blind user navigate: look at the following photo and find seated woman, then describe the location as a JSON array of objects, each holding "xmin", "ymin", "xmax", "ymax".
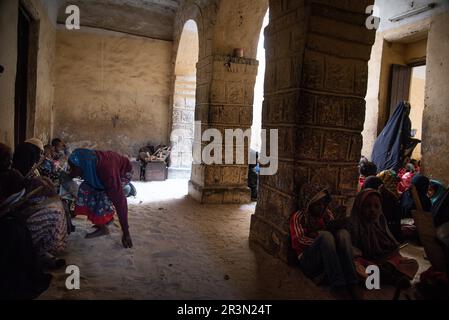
[
  {"xmin": 290, "ymin": 184, "xmax": 360, "ymax": 298},
  {"xmin": 0, "ymin": 169, "xmax": 67, "ymax": 269},
  {"xmin": 0, "ymin": 172, "xmax": 52, "ymax": 299},
  {"xmin": 12, "ymin": 139, "xmax": 44, "ymax": 177},
  {"xmin": 348, "ymin": 189, "xmax": 419, "ymax": 285},
  {"xmin": 397, "ymin": 163, "xmax": 415, "ymax": 194},
  {"xmin": 358, "ymin": 156, "xmax": 377, "ymax": 191},
  {"xmin": 429, "ymin": 180, "xmax": 447, "ymax": 208},
  {"xmin": 68, "ymin": 149, "xmax": 133, "ymax": 248},
  {"xmin": 377, "ymin": 170, "xmax": 399, "ymax": 198},
  {"xmin": 401, "ymin": 174, "xmax": 432, "ymax": 219},
  {"xmin": 52, "ymin": 138, "xmax": 71, "ymax": 171},
  {"xmin": 363, "ymin": 176, "xmax": 402, "ymax": 242},
  {"xmin": 39, "ymin": 145, "xmax": 60, "ymax": 184}
]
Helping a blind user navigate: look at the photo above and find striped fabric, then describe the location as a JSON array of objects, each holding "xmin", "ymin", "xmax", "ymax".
[
  {"xmin": 26, "ymin": 197, "xmax": 68, "ymax": 256},
  {"xmin": 289, "ymin": 210, "xmax": 334, "ymax": 258}
]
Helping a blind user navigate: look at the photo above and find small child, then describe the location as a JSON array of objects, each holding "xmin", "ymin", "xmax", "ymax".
[{"xmin": 39, "ymin": 145, "xmax": 59, "ymax": 182}]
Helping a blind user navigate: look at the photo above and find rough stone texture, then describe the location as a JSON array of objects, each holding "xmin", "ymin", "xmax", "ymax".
[
  {"xmin": 0, "ymin": 0, "xmax": 55, "ymax": 147},
  {"xmin": 172, "ymin": 0, "xmax": 264, "ymax": 203},
  {"xmin": 53, "ymin": 28, "xmax": 172, "ymax": 156},
  {"xmin": 170, "ymin": 75, "xmax": 196, "ymax": 170},
  {"xmin": 188, "ymin": 55, "xmax": 258, "ymax": 204},
  {"xmin": 56, "ymin": 0, "xmax": 181, "ymax": 41},
  {"xmin": 249, "ymin": 0, "xmax": 376, "ymax": 262},
  {"xmin": 422, "ymin": 12, "xmax": 449, "ymax": 185},
  {"xmin": 168, "ymin": 0, "xmax": 217, "ymax": 183},
  {"xmin": 0, "ymin": 0, "xmax": 19, "ymax": 146},
  {"xmin": 213, "ymin": 0, "xmax": 268, "ymax": 59},
  {"xmin": 34, "ymin": 2, "xmax": 56, "ymax": 144}
]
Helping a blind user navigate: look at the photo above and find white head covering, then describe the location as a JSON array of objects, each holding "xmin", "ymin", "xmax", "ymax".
[{"xmin": 25, "ymin": 138, "xmax": 44, "ymax": 152}]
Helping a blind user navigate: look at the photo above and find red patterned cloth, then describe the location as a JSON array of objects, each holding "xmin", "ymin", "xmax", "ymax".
[
  {"xmin": 75, "ymin": 203, "xmax": 115, "ymax": 226},
  {"xmin": 289, "ymin": 209, "xmax": 334, "ymax": 257}
]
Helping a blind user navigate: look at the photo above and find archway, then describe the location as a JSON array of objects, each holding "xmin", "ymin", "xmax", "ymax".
[
  {"xmin": 251, "ymin": 10, "xmax": 269, "ymax": 153},
  {"xmin": 176, "ymin": 0, "xmax": 376, "ymax": 261},
  {"xmin": 169, "ymin": 20, "xmax": 199, "ymax": 179}
]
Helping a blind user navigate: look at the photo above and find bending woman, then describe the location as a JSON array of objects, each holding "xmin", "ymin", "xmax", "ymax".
[{"xmin": 68, "ymin": 149, "xmax": 133, "ymax": 248}]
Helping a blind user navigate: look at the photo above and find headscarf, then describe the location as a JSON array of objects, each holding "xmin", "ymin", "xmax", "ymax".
[
  {"xmin": 301, "ymin": 183, "xmax": 331, "ymax": 212},
  {"xmin": 405, "ymin": 163, "xmax": 415, "ymax": 173},
  {"xmin": 348, "ymin": 189, "xmax": 399, "ymax": 260},
  {"xmin": 400, "ymin": 174, "xmax": 432, "ymax": 219},
  {"xmin": 429, "ymin": 180, "xmax": 446, "ymax": 207},
  {"xmin": 363, "ymin": 176, "xmax": 383, "ymax": 190},
  {"xmin": 25, "ymin": 138, "xmax": 44, "ymax": 152},
  {"xmin": 399, "ymin": 171, "xmax": 414, "ymax": 192},
  {"xmin": 412, "ymin": 174, "xmax": 431, "ymax": 211},
  {"xmin": 300, "ymin": 183, "xmax": 332, "ymax": 229},
  {"xmin": 68, "ymin": 149, "xmax": 104, "ymax": 190},
  {"xmin": 371, "ymin": 101, "xmax": 415, "ymax": 172},
  {"xmin": 12, "ymin": 142, "xmax": 42, "ymax": 177},
  {"xmin": 377, "ymin": 170, "xmax": 398, "ymax": 197}
]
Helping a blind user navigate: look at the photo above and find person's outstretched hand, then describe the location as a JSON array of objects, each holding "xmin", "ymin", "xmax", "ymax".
[{"xmin": 122, "ymin": 230, "xmax": 133, "ymax": 248}]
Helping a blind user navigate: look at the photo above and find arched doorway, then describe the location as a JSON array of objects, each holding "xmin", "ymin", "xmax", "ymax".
[
  {"xmin": 251, "ymin": 10, "xmax": 269, "ymax": 153},
  {"xmin": 169, "ymin": 20, "xmax": 199, "ymax": 179}
]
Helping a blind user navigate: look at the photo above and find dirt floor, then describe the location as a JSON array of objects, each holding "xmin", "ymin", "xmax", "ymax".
[{"xmin": 40, "ymin": 180, "xmax": 429, "ymax": 300}]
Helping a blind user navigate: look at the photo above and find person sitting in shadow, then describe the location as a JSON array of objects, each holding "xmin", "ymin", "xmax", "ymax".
[
  {"xmin": 363, "ymin": 176, "xmax": 403, "ymax": 242},
  {"xmin": 290, "ymin": 184, "xmax": 362, "ymax": 299},
  {"xmin": 358, "ymin": 156, "xmax": 377, "ymax": 192},
  {"xmin": 401, "ymin": 174, "xmax": 432, "ymax": 219},
  {"xmin": 348, "ymin": 189, "xmax": 419, "ymax": 289},
  {"xmin": 0, "ymin": 169, "xmax": 68, "ymax": 270}
]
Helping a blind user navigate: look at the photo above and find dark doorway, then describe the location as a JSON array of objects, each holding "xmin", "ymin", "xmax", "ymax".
[
  {"xmin": 387, "ymin": 62, "xmax": 426, "ymax": 160},
  {"xmin": 388, "ymin": 64, "xmax": 412, "ymax": 118},
  {"xmin": 14, "ymin": 4, "xmax": 32, "ymax": 146}
]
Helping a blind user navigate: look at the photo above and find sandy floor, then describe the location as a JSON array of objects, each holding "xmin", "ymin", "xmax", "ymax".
[{"xmin": 39, "ymin": 180, "xmax": 429, "ymax": 300}]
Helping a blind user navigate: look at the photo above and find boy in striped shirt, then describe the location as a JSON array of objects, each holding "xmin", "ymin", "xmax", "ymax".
[{"xmin": 290, "ymin": 185, "xmax": 361, "ymax": 299}]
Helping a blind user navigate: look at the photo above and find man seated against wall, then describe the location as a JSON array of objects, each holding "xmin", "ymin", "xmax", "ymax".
[{"xmin": 290, "ymin": 184, "xmax": 363, "ymax": 299}]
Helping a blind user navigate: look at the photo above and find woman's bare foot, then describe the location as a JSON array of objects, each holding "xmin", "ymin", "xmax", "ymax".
[{"xmin": 85, "ymin": 225, "xmax": 110, "ymax": 238}]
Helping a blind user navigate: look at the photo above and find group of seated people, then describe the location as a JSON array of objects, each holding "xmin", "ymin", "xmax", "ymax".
[
  {"xmin": 358, "ymin": 156, "xmax": 448, "ymax": 246},
  {"xmin": 0, "ymin": 138, "xmax": 70, "ymax": 299},
  {"xmin": 290, "ymin": 184, "xmax": 419, "ymax": 300},
  {"xmin": 289, "ymin": 157, "xmax": 449, "ymax": 299},
  {"xmin": 1, "ymin": 138, "xmax": 135, "ymax": 299}
]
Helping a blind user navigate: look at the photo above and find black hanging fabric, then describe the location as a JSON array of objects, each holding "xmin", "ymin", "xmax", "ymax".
[{"xmin": 371, "ymin": 101, "xmax": 415, "ymax": 172}]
